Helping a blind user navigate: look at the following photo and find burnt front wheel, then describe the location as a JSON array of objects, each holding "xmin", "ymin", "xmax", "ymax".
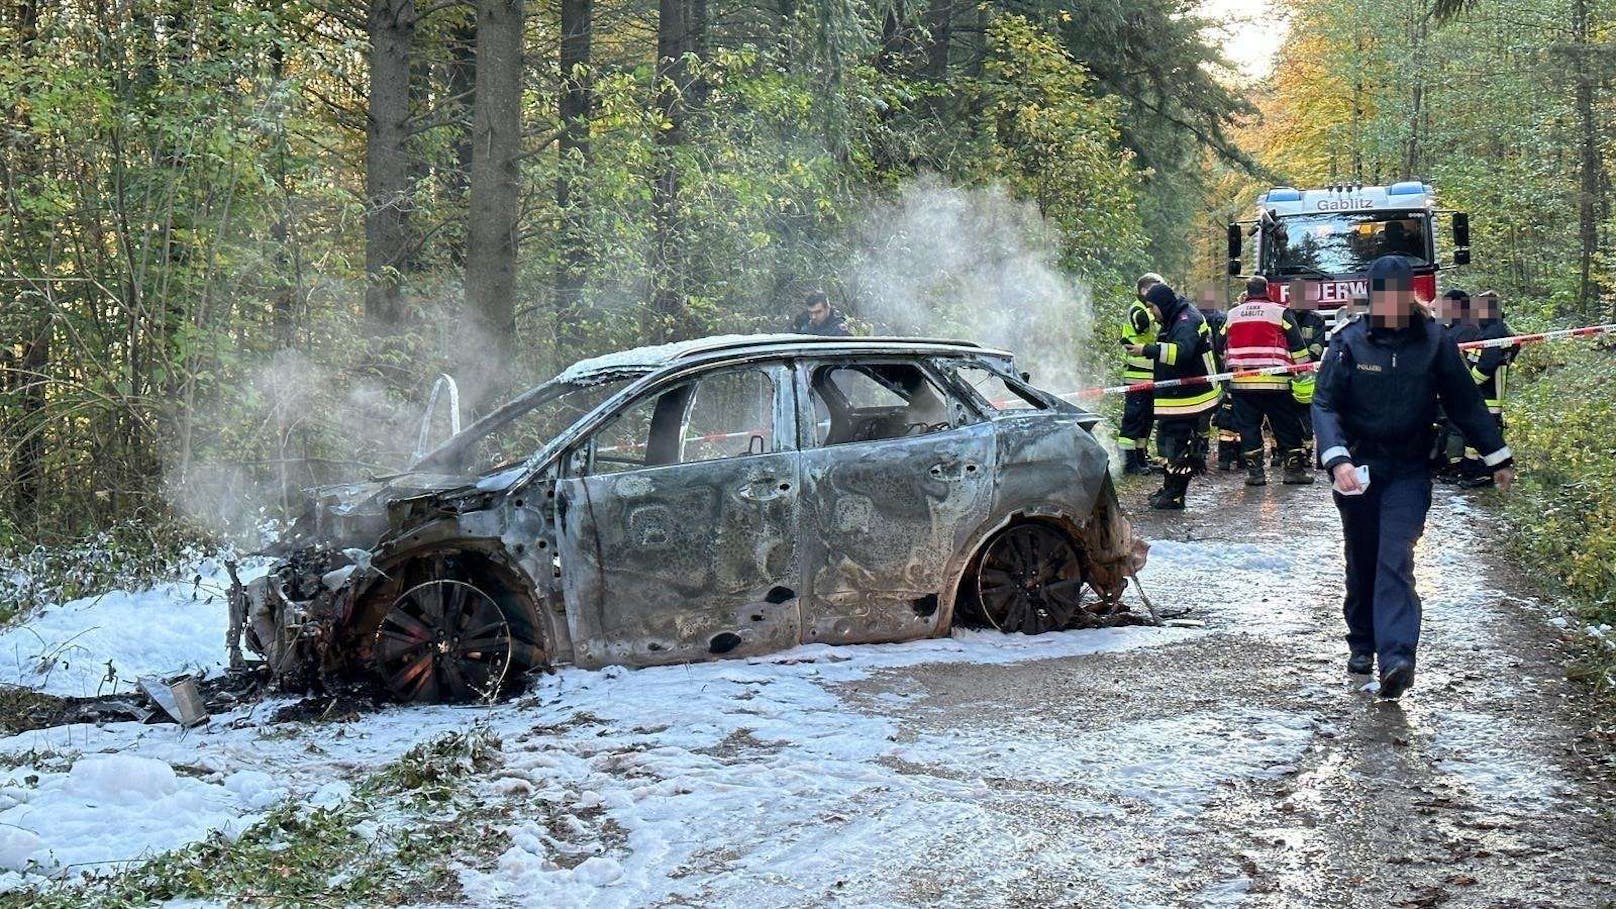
[
  {"xmin": 373, "ymin": 580, "xmax": 513, "ymax": 703},
  {"xmin": 970, "ymin": 523, "xmax": 1087, "ymax": 635}
]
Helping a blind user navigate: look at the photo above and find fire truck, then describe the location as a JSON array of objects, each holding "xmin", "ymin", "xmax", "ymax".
[{"xmin": 1225, "ymin": 181, "xmax": 1471, "ymax": 319}]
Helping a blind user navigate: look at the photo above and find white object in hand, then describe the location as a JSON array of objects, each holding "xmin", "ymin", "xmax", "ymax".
[{"xmin": 1335, "ymin": 464, "xmax": 1370, "ymax": 496}]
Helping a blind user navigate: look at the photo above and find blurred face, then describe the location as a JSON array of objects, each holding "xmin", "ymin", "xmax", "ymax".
[
  {"xmin": 1198, "ymin": 290, "xmax": 1222, "ymax": 312},
  {"xmin": 1369, "ymin": 277, "xmax": 1417, "ymax": 329},
  {"xmin": 806, "ymin": 301, "xmax": 830, "ymax": 326},
  {"xmin": 1290, "ymin": 284, "xmax": 1317, "ymax": 312},
  {"xmin": 1476, "ymin": 294, "xmax": 1500, "ymax": 321}
]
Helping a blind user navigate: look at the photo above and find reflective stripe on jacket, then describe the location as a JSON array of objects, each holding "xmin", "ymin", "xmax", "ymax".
[
  {"xmin": 1145, "ymin": 297, "xmax": 1221, "ymax": 417},
  {"xmin": 1223, "ymin": 297, "xmax": 1310, "ymax": 392},
  {"xmin": 1122, "ymin": 299, "xmax": 1156, "ymax": 381}
]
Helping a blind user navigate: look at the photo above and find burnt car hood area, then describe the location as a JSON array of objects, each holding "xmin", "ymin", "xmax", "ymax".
[{"xmin": 232, "ymin": 335, "xmax": 1149, "ymax": 703}]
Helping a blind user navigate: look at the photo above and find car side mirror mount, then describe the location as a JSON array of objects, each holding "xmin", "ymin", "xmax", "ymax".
[
  {"xmin": 1226, "ymin": 224, "xmax": 1243, "ymax": 259},
  {"xmin": 1227, "ymin": 259, "xmax": 1242, "ymax": 276},
  {"xmin": 1452, "ymin": 212, "xmax": 1470, "ymax": 248},
  {"xmin": 1453, "ymin": 248, "xmax": 1471, "ymax": 266}
]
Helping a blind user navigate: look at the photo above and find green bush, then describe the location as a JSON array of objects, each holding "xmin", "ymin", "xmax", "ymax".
[
  {"xmin": 1500, "ymin": 340, "xmax": 1616, "ymax": 698},
  {"xmin": 0, "ymin": 517, "xmax": 216, "ymax": 625}
]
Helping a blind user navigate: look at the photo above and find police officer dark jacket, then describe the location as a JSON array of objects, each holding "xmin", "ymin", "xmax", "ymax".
[
  {"xmin": 790, "ymin": 307, "xmax": 852, "ymax": 337},
  {"xmin": 1313, "ymin": 311, "xmax": 1512, "ymax": 472},
  {"xmin": 1142, "ymin": 284, "xmax": 1220, "ymax": 418}
]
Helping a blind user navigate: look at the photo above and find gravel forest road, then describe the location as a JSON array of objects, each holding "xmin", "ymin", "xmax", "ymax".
[{"xmin": 832, "ymin": 470, "xmax": 1616, "ymax": 908}]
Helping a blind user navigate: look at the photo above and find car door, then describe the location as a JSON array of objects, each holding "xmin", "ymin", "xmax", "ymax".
[
  {"xmin": 794, "ymin": 358, "xmax": 995, "ymax": 645},
  {"xmin": 555, "ymin": 363, "xmax": 803, "ymax": 668}
]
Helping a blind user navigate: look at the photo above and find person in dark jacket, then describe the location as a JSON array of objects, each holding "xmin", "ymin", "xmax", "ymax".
[
  {"xmin": 790, "ymin": 289, "xmax": 852, "ymax": 337},
  {"xmin": 1127, "ymin": 281, "xmax": 1221, "ymax": 510},
  {"xmin": 1118, "ymin": 274, "xmax": 1164, "ymax": 475},
  {"xmin": 1289, "ymin": 290, "xmax": 1328, "ymax": 467},
  {"xmin": 1453, "ymin": 290, "xmax": 1516, "ymax": 488},
  {"xmin": 1312, "ymin": 256, "xmax": 1516, "ymax": 700}
]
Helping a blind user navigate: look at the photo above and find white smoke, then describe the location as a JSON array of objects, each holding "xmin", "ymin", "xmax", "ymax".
[{"xmin": 847, "ymin": 174, "xmax": 1101, "ymax": 394}]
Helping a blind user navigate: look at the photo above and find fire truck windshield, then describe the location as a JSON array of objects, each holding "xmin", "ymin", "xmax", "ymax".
[{"xmin": 1264, "ymin": 210, "xmax": 1431, "ymax": 277}]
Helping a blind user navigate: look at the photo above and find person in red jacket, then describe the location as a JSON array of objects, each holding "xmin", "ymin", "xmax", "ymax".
[{"xmin": 1222, "ymin": 276, "xmax": 1314, "ymax": 485}]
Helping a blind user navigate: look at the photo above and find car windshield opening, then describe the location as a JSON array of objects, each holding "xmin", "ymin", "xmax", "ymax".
[{"xmin": 417, "ymin": 377, "xmax": 635, "ymax": 476}]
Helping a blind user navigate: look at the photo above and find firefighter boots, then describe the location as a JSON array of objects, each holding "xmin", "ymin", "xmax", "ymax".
[
  {"xmin": 1282, "ymin": 452, "xmax": 1316, "ymax": 485},
  {"xmin": 1123, "ymin": 449, "xmax": 1153, "ymax": 476},
  {"xmin": 1244, "ymin": 452, "xmax": 1267, "ymax": 486},
  {"xmin": 1217, "ymin": 441, "xmax": 1238, "ymax": 471}
]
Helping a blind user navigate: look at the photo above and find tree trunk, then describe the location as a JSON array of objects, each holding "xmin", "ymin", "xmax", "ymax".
[
  {"xmin": 465, "ymin": 0, "xmax": 524, "ymax": 407},
  {"xmin": 923, "ymin": 0, "xmax": 952, "ymax": 81},
  {"xmin": 1572, "ymin": 0, "xmax": 1604, "ymax": 315},
  {"xmin": 651, "ymin": 0, "xmax": 695, "ymax": 337},
  {"xmin": 444, "ymin": 12, "xmax": 477, "ymax": 267},
  {"xmin": 1403, "ymin": 2, "xmax": 1428, "ymax": 178},
  {"xmin": 365, "ymin": 0, "xmax": 416, "ymax": 327},
  {"xmin": 556, "ymin": 0, "xmax": 593, "ymax": 349}
]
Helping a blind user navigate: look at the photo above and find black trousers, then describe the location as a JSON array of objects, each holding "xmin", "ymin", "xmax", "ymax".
[
  {"xmin": 1231, "ymin": 389, "xmax": 1303, "ymax": 456},
  {"xmin": 1119, "ymin": 389, "xmax": 1154, "ymax": 449},
  {"xmin": 1156, "ymin": 414, "xmax": 1210, "ymax": 476}
]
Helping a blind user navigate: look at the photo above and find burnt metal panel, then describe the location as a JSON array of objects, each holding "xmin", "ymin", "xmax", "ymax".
[
  {"xmin": 797, "ymin": 422, "xmax": 996, "ymax": 645},
  {"xmin": 556, "ymin": 452, "xmax": 802, "ymax": 667}
]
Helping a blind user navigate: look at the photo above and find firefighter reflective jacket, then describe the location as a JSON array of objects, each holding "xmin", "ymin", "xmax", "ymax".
[
  {"xmin": 1122, "ymin": 299, "xmax": 1157, "ymax": 382},
  {"xmin": 1221, "ymin": 296, "xmax": 1310, "ymax": 392},
  {"xmin": 1144, "ymin": 294, "xmax": 1221, "ymax": 418},
  {"xmin": 1294, "ymin": 309, "xmax": 1328, "ymax": 360},
  {"xmin": 1467, "ymin": 318, "xmax": 1515, "ymax": 414}
]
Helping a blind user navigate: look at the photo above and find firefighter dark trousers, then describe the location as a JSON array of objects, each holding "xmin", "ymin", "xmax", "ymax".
[
  {"xmin": 1232, "ymin": 389, "xmax": 1303, "ymax": 457},
  {"xmin": 1333, "ymin": 458, "xmax": 1433, "ymax": 666},
  {"xmin": 1119, "ymin": 389, "xmax": 1154, "ymax": 449},
  {"xmin": 1156, "ymin": 414, "xmax": 1210, "ymax": 491}
]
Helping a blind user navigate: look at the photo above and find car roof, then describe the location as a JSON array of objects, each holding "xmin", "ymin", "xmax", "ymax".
[{"xmin": 554, "ymin": 333, "xmax": 1011, "ymax": 384}]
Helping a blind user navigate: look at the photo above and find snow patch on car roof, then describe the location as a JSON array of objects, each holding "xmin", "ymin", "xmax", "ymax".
[
  {"xmin": 552, "ymin": 334, "xmax": 812, "ymax": 384},
  {"xmin": 552, "ymin": 333, "xmax": 995, "ymax": 384}
]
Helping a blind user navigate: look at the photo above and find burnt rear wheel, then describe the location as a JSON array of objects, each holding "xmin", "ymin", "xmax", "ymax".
[
  {"xmin": 968, "ymin": 523, "xmax": 1087, "ymax": 634},
  {"xmin": 373, "ymin": 580, "xmax": 513, "ymax": 703}
]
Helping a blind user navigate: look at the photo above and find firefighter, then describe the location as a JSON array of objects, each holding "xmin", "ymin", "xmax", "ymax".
[
  {"xmin": 1431, "ymin": 288, "xmax": 1476, "ymax": 476},
  {"xmin": 1290, "ymin": 289, "xmax": 1328, "ymax": 467},
  {"xmin": 1118, "ymin": 273, "xmax": 1163, "ymax": 476},
  {"xmin": 1313, "ymin": 255, "xmax": 1515, "ymax": 699},
  {"xmin": 1454, "ymin": 290, "xmax": 1516, "ymax": 488},
  {"xmin": 1200, "ymin": 291, "xmax": 1242, "ymax": 472},
  {"xmin": 1222, "ymin": 276, "xmax": 1314, "ymax": 486},
  {"xmin": 1127, "ymin": 281, "xmax": 1220, "ymax": 509},
  {"xmin": 791, "ymin": 289, "xmax": 852, "ymax": 337}
]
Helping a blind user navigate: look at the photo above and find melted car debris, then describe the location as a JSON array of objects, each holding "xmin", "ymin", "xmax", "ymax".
[{"xmin": 229, "ymin": 336, "xmax": 1150, "ymax": 703}]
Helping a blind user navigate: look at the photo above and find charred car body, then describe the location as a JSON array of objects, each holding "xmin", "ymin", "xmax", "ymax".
[{"xmin": 232, "ymin": 335, "xmax": 1147, "ymax": 702}]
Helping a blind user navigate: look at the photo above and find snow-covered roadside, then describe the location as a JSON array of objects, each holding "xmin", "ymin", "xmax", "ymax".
[
  {"xmin": 0, "ymin": 530, "xmax": 1329, "ymax": 900},
  {"xmin": 0, "ymin": 557, "xmax": 270, "ymax": 698}
]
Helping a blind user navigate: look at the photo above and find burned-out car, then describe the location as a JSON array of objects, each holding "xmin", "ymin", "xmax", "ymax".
[{"xmin": 232, "ymin": 335, "xmax": 1147, "ymax": 702}]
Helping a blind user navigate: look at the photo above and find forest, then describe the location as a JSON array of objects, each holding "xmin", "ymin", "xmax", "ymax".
[{"xmin": 0, "ymin": 0, "xmax": 1611, "ymax": 620}]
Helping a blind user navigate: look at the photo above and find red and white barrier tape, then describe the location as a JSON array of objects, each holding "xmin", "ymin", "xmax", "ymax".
[{"xmin": 1063, "ymin": 323, "xmax": 1616, "ymax": 400}]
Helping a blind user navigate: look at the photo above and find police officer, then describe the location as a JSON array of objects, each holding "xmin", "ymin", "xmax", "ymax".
[
  {"xmin": 1223, "ymin": 276, "xmax": 1314, "ymax": 486},
  {"xmin": 1127, "ymin": 281, "xmax": 1220, "ymax": 509},
  {"xmin": 1312, "ymin": 256, "xmax": 1515, "ymax": 699},
  {"xmin": 1118, "ymin": 274, "xmax": 1163, "ymax": 475},
  {"xmin": 791, "ymin": 289, "xmax": 852, "ymax": 337},
  {"xmin": 1454, "ymin": 290, "xmax": 1516, "ymax": 488}
]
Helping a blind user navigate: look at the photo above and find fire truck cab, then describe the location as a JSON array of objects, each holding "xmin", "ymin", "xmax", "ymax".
[{"xmin": 1226, "ymin": 182, "xmax": 1470, "ymax": 321}]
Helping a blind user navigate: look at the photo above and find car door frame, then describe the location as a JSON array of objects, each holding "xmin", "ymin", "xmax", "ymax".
[
  {"xmin": 553, "ymin": 359, "xmax": 805, "ymax": 668},
  {"xmin": 790, "ymin": 356, "xmax": 997, "ymax": 646}
]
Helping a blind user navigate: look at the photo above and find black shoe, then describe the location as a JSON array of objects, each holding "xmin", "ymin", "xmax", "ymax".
[
  {"xmin": 1123, "ymin": 450, "xmax": 1153, "ymax": 476},
  {"xmin": 1378, "ymin": 660, "xmax": 1416, "ymax": 700},
  {"xmin": 1147, "ymin": 487, "xmax": 1184, "ymax": 509},
  {"xmin": 1245, "ymin": 463, "xmax": 1267, "ymax": 487},
  {"xmin": 1347, "ymin": 651, "xmax": 1374, "ymax": 675},
  {"xmin": 1282, "ymin": 452, "xmax": 1316, "ymax": 485}
]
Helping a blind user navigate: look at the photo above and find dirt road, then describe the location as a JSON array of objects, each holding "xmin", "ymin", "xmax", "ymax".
[
  {"xmin": 837, "ymin": 471, "xmax": 1616, "ymax": 908},
  {"xmin": 3, "ymin": 469, "xmax": 1612, "ymax": 907}
]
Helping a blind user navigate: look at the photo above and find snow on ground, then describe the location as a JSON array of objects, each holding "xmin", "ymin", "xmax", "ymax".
[{"xmin": 0, "ymin": 558, "xmax": 269, "ymax": 698}]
